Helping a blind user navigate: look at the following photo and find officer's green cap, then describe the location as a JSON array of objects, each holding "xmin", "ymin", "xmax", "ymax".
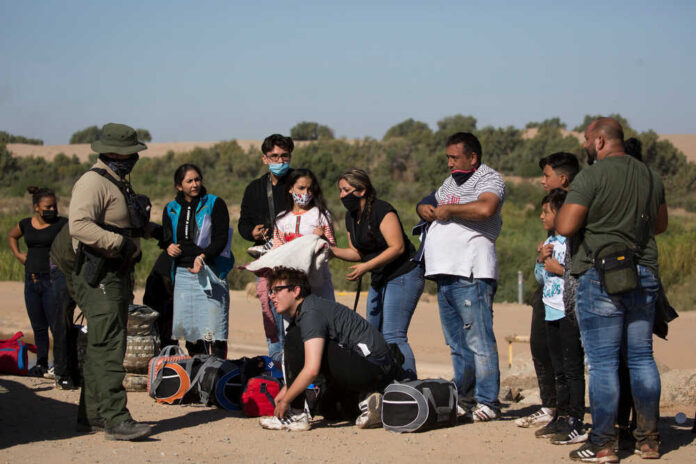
[{"xmin": 91, "ymin": 123, "xmax": 148, "ymax": 156}]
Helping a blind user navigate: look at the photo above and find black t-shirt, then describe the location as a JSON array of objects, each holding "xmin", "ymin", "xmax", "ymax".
[
  {"xmin": 294, "ymin": 294, "xmax": 391, "ymax": 365},
  {"xmin": 19, "ymin": 216, "xmax": 68, "ymax": 273},
  {"xmin": 344, "ymin": 198, "xmax": 416, "ymax": 288}
]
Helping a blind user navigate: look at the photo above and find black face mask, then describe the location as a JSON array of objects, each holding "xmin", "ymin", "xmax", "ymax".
[
  {"xmin": 99, "ymin": 153, "xmax": 140, "ymax": 178},
  {"xmin": 451, "ymin": 169, "xmax": 476, "ymax": 186},
  {"xmin": 341, "ymin": 192, "xmax": 362, "ymax": 215},
  {"xmin": 41, "ymin": 210, "xmax": 58, "ymax": 223}
]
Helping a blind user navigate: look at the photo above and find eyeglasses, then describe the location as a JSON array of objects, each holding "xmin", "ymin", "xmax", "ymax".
[
  {"xmin": 269, "ymin": 285, "xmax": 294, "ymax": 295},
  {"xmin": 264, "ymin": 153, "xmax": 291, "ymax": 162}
]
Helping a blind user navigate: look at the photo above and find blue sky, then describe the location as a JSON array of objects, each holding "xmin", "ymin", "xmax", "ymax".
[{"xmin": 1, "ymin": 0, "xmax": 694, "ymax": 144}]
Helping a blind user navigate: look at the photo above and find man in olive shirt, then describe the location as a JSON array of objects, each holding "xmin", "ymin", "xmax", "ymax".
[
  {"xmin": 556, "ymin": 118, "xmax": 668, "ymax": 462},
  {"xmin": 69, "ymin": 123, "xmax": 151, "ymax": 441}
]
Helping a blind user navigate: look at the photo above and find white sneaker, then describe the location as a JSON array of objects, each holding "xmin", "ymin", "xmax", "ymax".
[
  {"xmin": 43, "ymin": 366, "xmax": 55, "ymax": 380},
  {"xmin": 247, "ymin": 241, "xmax": 274, "ymax": 258},
  {"xmin": 355, "ymin": 392, "xmax": 383, "ymax": 429},
  {"xmin": 259, "ymin": 410, "xmax": 310, "ymax": 431},
  {"xmin": 514, "ymin": 407, "xmax": 554, "ymax": 428},
  {"xmin": 472, "ymin": 403, "xmax": 501, "ymax": 422}
]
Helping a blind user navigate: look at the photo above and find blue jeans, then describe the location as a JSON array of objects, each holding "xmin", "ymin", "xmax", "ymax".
[
  {"xmin": 366, "ymin": 265, "xmax": 424, "ymax": 379},
  {"xmin": 576, "ymin": 265, "xmax": 660, "ymax": 445},
  {"xmin": 436, "ymin": 275, "xmax": 500, "ymax": 410},
  {"xmin": 24, "ymin": 271, "xmax": 60, "ymax": 366},
  {"xmin": 267, "ymin": 301, "xmax": 285, "ymax": 363}
]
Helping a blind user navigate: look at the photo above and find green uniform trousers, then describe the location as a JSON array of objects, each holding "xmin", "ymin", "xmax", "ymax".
[{"xmin": 73, "ymin": 266, "xmax": 132, "ymax": 427}]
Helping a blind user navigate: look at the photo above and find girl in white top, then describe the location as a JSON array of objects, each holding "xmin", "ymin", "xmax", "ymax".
[{"xmin": 272, "ymin": 169, "xmax": 336, "ymax": 300}]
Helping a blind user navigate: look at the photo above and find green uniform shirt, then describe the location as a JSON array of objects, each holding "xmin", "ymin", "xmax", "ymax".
[{"xmin": 565, "ymin": 155, "xmax": 665, "ymax": 276}]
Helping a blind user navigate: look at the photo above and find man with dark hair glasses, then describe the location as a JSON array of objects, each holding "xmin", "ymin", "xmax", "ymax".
[{"xmin": 259, "ymin": 267, "xmax": 400, "ymax": 431}]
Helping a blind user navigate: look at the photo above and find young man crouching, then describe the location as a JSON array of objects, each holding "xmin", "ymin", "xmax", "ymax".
[{"xmin": 259, "ymin": 267, "xmax": 400, "ymax": 431}]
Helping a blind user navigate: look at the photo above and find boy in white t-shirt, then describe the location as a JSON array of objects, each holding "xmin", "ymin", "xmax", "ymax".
[{"xmin": 533, "ymin": 188, "xmax": 587, "ymax": 446}]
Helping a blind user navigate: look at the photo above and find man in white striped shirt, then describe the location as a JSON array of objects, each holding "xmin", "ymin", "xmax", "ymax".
[{"xmin": 418, "ymin": 132, "xmax": 505, "ymax": 422}]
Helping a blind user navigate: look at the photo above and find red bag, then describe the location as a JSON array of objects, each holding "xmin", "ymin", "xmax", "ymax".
[
  {"xmin": 0, "ymin": 331, "xmax": 37, "ymax": 376},
  {"xmin": 242, "ymin": 376, "xmax": 283, "ymax": 417}
]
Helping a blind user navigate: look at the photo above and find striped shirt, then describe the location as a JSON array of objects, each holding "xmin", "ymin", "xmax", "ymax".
[{"xmin": 424, "ymin": 164, "xmax": 505, "ymax": 279}]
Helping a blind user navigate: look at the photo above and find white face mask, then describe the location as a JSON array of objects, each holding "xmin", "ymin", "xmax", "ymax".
[{"xmin": 292, "ymin": 191, "xmax": 312, "ymax": 207}]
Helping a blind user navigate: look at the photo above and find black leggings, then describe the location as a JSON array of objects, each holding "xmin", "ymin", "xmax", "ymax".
[
  {"xmin": 545, "ymin": 316, "xmax": 585, "ymax": 419},
  {"xmin": 51, "ymin": 269, "xmax": 79, "ymax": 380},
  {"xmin": 283, "ymin": 323, "xmax": 396, "ymax": 411},
  {"xmin": 530, "ymin": 286, "xmax": 557, "ymax": 409}
]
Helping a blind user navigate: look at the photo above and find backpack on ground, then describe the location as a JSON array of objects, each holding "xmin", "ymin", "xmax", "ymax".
[
  {"xmin": 187, "ymin": 355, "xmax": 244, "ymax": 410},
  {"xmin": 241, "ymin": 375, "xmax": 283, "ymax": 417},
  {"xmin": 150, "ymin": 357, "xmax": 196, "ymax": 404},
  {"xmin": 147, "ymin": 345, "xmax": 191, "ymax": 397},
  {"xmin": 381, "ymin": 379, "xmax": 458, "ymax": 433},
  {"xmin": 0, "ymin": 331, "xmax": 37, "ymax": 376}
]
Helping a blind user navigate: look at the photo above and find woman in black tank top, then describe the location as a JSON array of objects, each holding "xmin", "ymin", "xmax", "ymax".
[{"xmin": 8, "ymin": 187, "xmax": 68, "ymax": 380}]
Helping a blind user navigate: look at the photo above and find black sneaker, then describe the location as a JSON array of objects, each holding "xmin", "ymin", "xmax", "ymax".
[
  {"xmin": 56, "ymin": 377, "xmax": 78, "ymax": 390},
  {"xmin": 104, "ymin": 419, "xmax": 152, "ymax": 441},
  {"xmin": 569, "ymin": 441, "xmax": 619, "ymax": 463},
  {"xmin": 76, "ymin": 417, "xmax": 105, "ymax": 433},
  {"xmin": 28, "ymin": 364, "xmax": 48, "ymax": 378},
  {"xmin": 614, "ymin": 426, "xmax": 635, "ymax": 451},
  {"xmin": 535, "ymin": 415, "xmax": 566, "ymax": 438},
  {"xmin": 552, "ymin": 417, "xmax": 589, "ymax": 445}
]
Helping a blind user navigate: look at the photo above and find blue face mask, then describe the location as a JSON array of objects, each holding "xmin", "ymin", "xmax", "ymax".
[{"xmin": 269, "ymin": 162, "xmax": 290, "ymax": 177}]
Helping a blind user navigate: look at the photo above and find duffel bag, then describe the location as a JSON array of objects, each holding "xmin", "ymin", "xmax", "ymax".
[
  {"xmin": 211, "ymin": 356, "xmax": 267, "ymax": 410},
  {"xmin": 147, "ymin": 345, "xmax": 190, "ymax": 396},
  {"xmin": 241, "ymin": 375, "xmax": 283, "ymax": 417},
  {"xmin": 124, "ymin": 334, "xmax": 160, "ymax": 374},
  {"xmin": 382, "ymin": 379, "xmax": 457, "ymax": 433},
  {"xmin": 127, "ymin": 304, "xmax": 160, "ymax": 336},
  {"xmin": 188, "ymin": 355, "xmax": 243, "ymax": 410},
  {"xmin": 150, "ymin": 357, "xmax": 196, "ymax": 404},
  {"xmin": 0, "ymin": 331, "xmax": 37, "ymax": 376}
]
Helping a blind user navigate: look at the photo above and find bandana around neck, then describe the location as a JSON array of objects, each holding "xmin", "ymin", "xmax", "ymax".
[{"xmin": 451, "ymin": 168, "xmax": 476, "ymax": 186}]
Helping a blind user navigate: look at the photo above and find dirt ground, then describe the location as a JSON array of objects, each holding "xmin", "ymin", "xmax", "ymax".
[{"xmin": 1, "ymin": 283, "xmax": 695, "ymax": 463}]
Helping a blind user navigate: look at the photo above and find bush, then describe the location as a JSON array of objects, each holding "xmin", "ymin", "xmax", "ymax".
[
  {"xmin": 70, "ymin": 125, "xmax": 101, "ymax": 144},
  {"xmin": 290, "ymin": 121, "xmax": 334, "ymax": 141},
  {"xmin": 0, "ymin": 131, "xmax": 43, "ymax": 145}
]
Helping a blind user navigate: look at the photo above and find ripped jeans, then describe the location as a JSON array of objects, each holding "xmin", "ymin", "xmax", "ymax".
[{"xmin": 436, "ymin": 275, "xmax": 500, "ymax": 410}]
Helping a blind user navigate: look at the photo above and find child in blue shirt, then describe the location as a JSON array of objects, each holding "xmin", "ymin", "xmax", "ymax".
[{"xmin": 533, "ymin": 189, "xmax": 587, "ymax": 445}]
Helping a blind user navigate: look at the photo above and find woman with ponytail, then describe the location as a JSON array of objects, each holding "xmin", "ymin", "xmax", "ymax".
[
  {"xmin": 8, "ymin": 187, "xmax": 69, "ymax": 381},
  {"xmin": 330, "ymin": 169, "xmax": 424, "ymax": 380}
]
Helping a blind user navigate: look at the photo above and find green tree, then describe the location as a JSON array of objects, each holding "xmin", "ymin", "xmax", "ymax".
[
  {"xmin": 476, "ymin": 125, "xmax": 524, "ymax": 173},
  {"xmin": 510, "ymin": 126, "xmax": 583, "ymax": 176},
  {"xmin": 0, "ymin": 131, "xmax": 43, "ymax": 145},
  {"xmin": 290, "ymin": 121, "xmax": 335, "ymax": 141},
  {"xmin": 69, "ymin": 125, "xmax": 101, "ymax": 144},
  {"xmin": 383, "ymin": 118, "xmax": 432, "ymax": 142},
  {"xmin": 433, "ymin": 114, "xmax": 478, "ymax": 147},
  {"xmin": 525, "ymin": 117, "xmax": 566, "ymax": 130},
  {"xmin": 573, "ymin": 113, "xmax": 637, "ymax": 138},
  {"xmin": 136, "ymin": 129, "xmax": 152, "ymax": 142},
  {"xmin": 0, "ymin": 142, "xmax": 19, "ymax": 182}
]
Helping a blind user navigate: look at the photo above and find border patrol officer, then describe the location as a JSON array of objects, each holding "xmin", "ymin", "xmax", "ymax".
[{"xmin": 69, "ymin": 123, "xmax": 152, "ymax": 441}]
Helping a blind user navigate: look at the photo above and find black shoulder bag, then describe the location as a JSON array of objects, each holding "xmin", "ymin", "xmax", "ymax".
[{"xmin": 582, "ymin": 167, "xmax": 653, "ymax": 295}]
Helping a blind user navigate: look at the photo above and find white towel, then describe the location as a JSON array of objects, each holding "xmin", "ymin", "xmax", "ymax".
[{"xmin": 240, "ymin": 234, "xmax": 330, "ymax": 289}]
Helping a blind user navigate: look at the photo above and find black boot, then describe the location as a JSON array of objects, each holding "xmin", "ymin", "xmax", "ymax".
[{"xmin": 104, "ymin": 419, "xmax": 152, "ymax": 441}]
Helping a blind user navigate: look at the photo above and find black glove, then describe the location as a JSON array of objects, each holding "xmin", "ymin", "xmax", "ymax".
[{"xmin": 118, "ymin": 238, "xmax": 139, "ymax": 272}]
